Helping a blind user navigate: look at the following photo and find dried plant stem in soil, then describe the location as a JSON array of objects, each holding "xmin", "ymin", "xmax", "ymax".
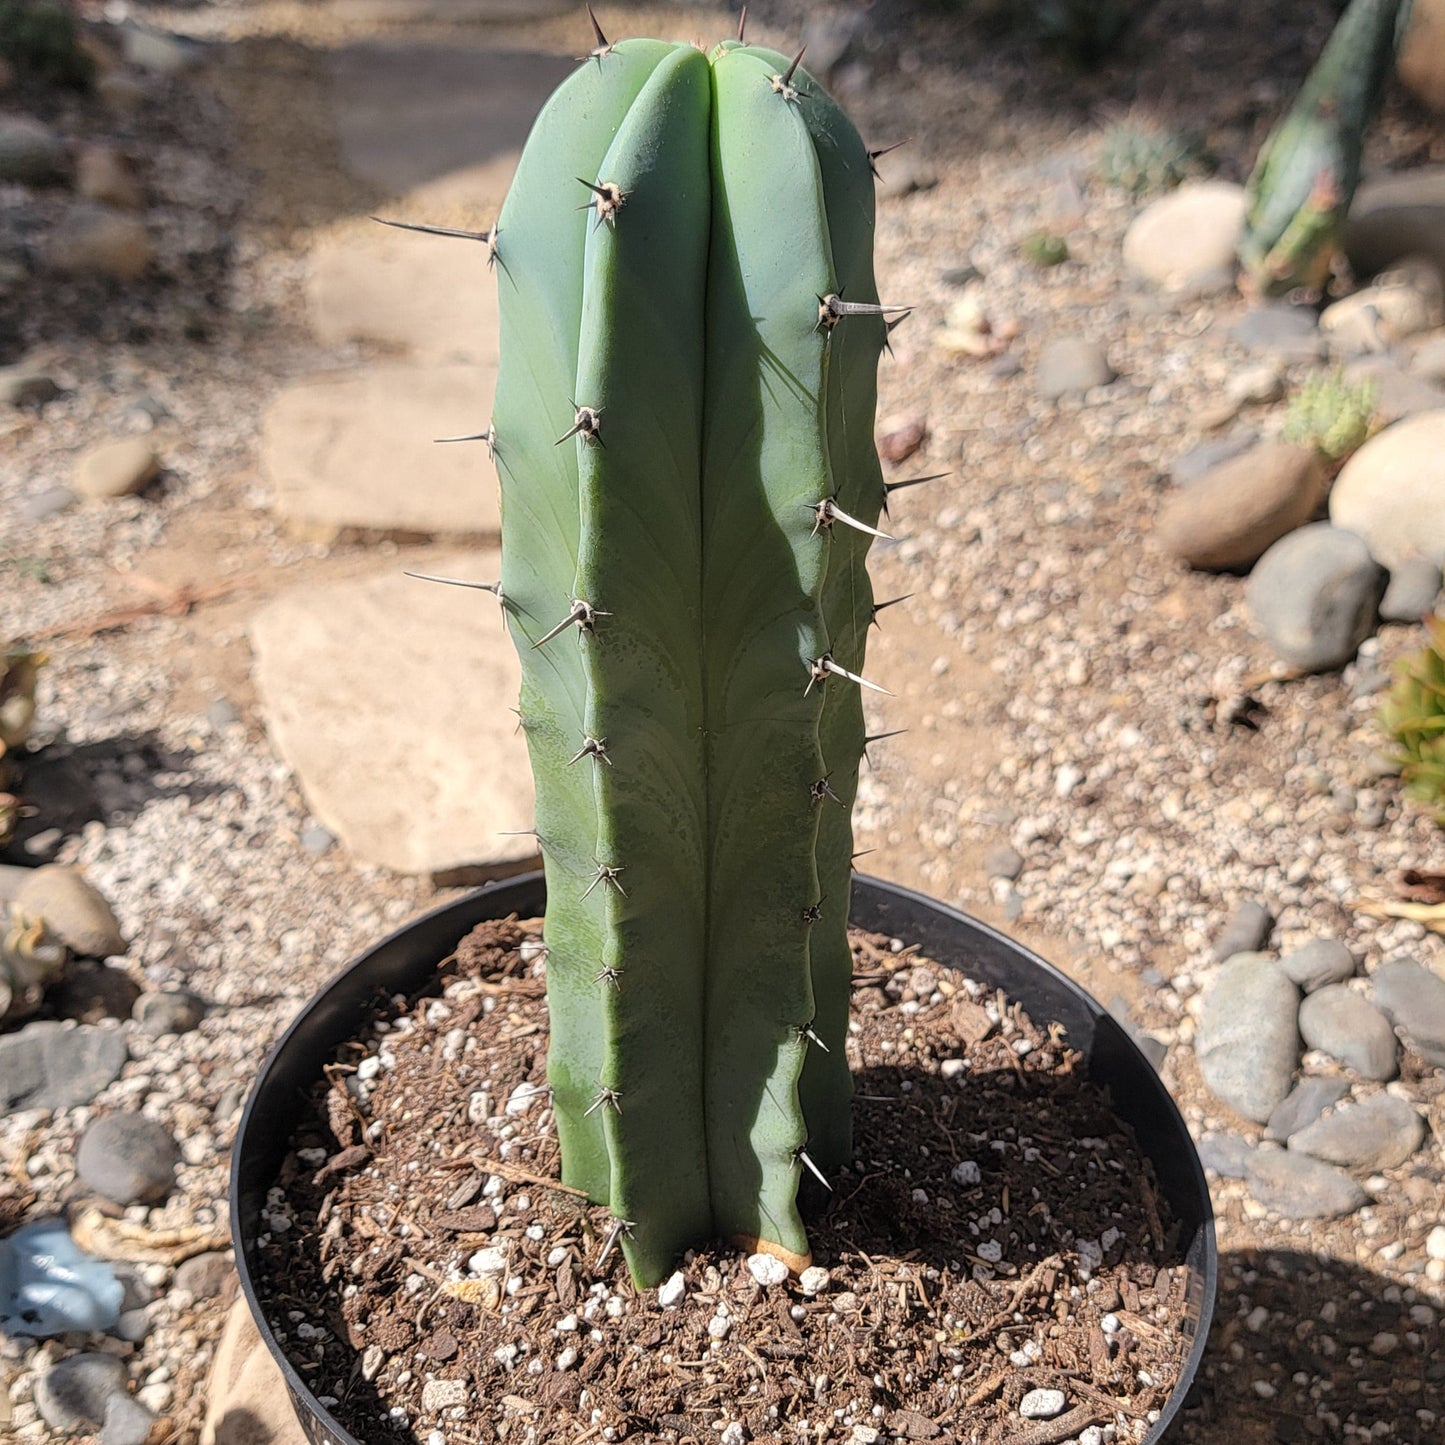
[{"xmin": 251, "ymin": 919, "xmax": 1191, "ymax": 1444}]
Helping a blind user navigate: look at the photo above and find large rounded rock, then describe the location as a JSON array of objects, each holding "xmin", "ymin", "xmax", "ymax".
[
  {"xmin": 1371, "ymin": 959, "xmax": 1445, "ymax": 1067},
  {"xmin": 1321, "ymin": 264, "xmax": 1445, "ymax": 352},
  {"xmin": 1196, "ymin": 953, "xmax": 1301, "ymax": 1123},
  {"xmin": 1399, "ymin": 0, "xmax": 1445, "ymax": 114},
  {"xmin": 1346, "ymin": 167, "xmax": 1445, "ymax": 280},
  {"xmin": 14, "ymin": 865, "xmax": 127, "ymax": 958},
  {"xmin": 1330, "ymin": 410, "xmax": 1445, "ymax": 570},
  {"xmin": 0, "ymin": 115, "xmax": 67, "ymax": 184},
  {"xmin": 1280, "ymin": 938, "xmax": 1356, "ymax": 993},
  {"xmin": 1155, "ymin": 442, "xmax": 1328, "ymax": 571},
  {"xmin": 1245, "ymin": 523, "xmax": 1384, "ymax": 672},
  {"xmin": 35, "ymin": 1353, "xmax": 128, "ymax": 1432},
  {"xmin": 1245, "ymin": 1150, "xmax": 1368, "ymax": 1219},
  {"xmin": 1122, "ymin": 180, "xmax": 1246, "ymax": 292},
  {"xmin": 76, "ymin": 1113, "xmax": 180, "ymax": 1205},
  {"xmin": 76, "ymin": 437, "xmax": 160, "ymax": 500},
  {"xmin": 1288, "ymin": 1094, "xmax": 1425, "ymax": 1171},
  {"xmin": 1298, "ymin": 984, "xmax": 1398, "ymax": 1081}
]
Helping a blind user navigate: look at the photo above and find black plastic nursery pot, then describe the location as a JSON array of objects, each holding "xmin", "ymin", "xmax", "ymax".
[{"xmin": 231, "ymin": 872, "xmax": 1217, "ymax": 1445}]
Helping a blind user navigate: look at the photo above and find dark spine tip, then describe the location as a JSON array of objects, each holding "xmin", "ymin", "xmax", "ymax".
[{"xmin": 737, "ymin": 4, "xmax": 747, "ymax": 42}]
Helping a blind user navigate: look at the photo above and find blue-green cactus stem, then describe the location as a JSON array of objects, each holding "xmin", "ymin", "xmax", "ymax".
[{"xmin": 495, "ymin": 39, "xmax": 683, "ymax": 1205}]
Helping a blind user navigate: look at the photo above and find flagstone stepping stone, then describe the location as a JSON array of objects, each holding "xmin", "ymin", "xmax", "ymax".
[
  {"xmin": 326, "ymin": 43, "xmax": 571, "ymax": 196},
  {"xmin": 306, "ymin": 224, "xmax": 503, "ymax": 360},
  {"xmin": 261, "ymin": 363, "xmax": 498, "ymax": 538},
  {"xmin": 250, "ymin": 557, "xmax": 533, "ymax": 877},
  {"xmin": 326, "ymin": 0, "xmax": 571, "ymax": 26}
]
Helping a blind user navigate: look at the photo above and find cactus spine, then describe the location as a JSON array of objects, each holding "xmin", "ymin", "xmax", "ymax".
[{"xmin": 492, "ymin": 26, "xmax": 893, "ymax": 1287}]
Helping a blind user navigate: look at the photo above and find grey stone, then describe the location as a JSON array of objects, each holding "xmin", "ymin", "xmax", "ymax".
[
  {"xmin": 1121, "ymin": 180, "xmax": 1246, "ymax": 292},
  {"xmin": 1265, "ymin": 1076, "xmax": 1352, "ymax": 1143},
  {"xmin": 1212, "ymin": 901, "xmax": 1274, "ymax": 960},
  {"xmin": 133, "ymin": 988, "xmax": 205, "ymax": 1038},
  {"xmin": 1381, "ymin": 557, "xmax": 1443, "ymax": 621},
  {"xmin": 173, "ymin": 1250, "xmax": 234, "ymax": 1300},
  {"xmin": 101, "ymin": 1394, "xmax": 157, "ymax": 1445},
  {"xmin": 76, "ymin": 1113, "xmax": 180, "ymax": 1205},
  {"xmin": 1245, "ymin": 1149, "xmax": 1368, "ymax": 1219},
  {"xmin": 205, "ymin": 698, "xmax": 238, "ymax": 731},
  {"xmin": 34, "ymin": 1353, "xmax": 128, "ymax": 1432},
  {"xmin": 1231, "ymin": 304, "xmax": 1325, "ymax": 361},
  {"xmin": 984, "ymin": 845, "xmax": 1024, "ymax": 880},
  {"xmin": 76, "ymin": 437, "xmax": 160, "ymax": 500},
  {"xmin": 1279, "ymin": 938, "xmax": 1357, "ymax": 992},
  {"xmin": 1155, "ymin": 442, "xmax": 1328, "ymax": 572},
  {"xmin": 1331, "ymin": 410, "xmax": 1445, "ymax": 569},
  {"xmin": 0, "ymin": 365, "xmax": 62, "ymax": 407},
  {"xmin": 112, "ymin": 1306, "xmax": 151, "ymax": 1343},
  {"xmin": 0, "ymin": 1022, "xmax": 129, "ymax": 1114},
  {"xmin": 1036, "ymin": 338, "xmax": 1115, "ymax": 399},
  {"xmin": 14, "ymin": 865, "xmax": 127, "ymax": 957},
  {"xmin": 1196, "ymin": 952, "xmax": 1300, "ymax": 1123},
  {"xmin": 1346, "ymin": 167, "xmax": 1445, "ymax": 280},
  {"xmin": 261, "ymin": 364, "xmax": 499, "ymax": 537},
  {"xmin": 1288, "ymin": 1093, "xmax": 1425, "ymax": 1171},
  {"xmin": 1371, "ymin": 959, "xmax": 1445, "ymax": 1067},
  {"xmin": 1169, "ymin": 431, "xmax": 1259, "ymax": 487},
  {"xmin": 21, "ymin": 486, "xmax": 77, "ymax": 521},
  {"xmin": 1298, "ymin": 985, "xmax": 1399, "ymax": 1081},
  {"xmin": 299, "ymin": 824, "xmax": 336, "ymax": 856},
  {"xmin": 989, "ymin": 352, "xmax": 1023, "ymax": 379},
  {"xmin": 250, "ymin": 558, "xmax": 534, "ymax": 875},
  {"xmin": 0, "ymin": 115, "xmax": 66, "ymax": 184},
  {"xmin": 1245, "ymin": 523, "xmax": 1384, "ymax": 672},
  {"xmin": 121, "ymin": 24, "xmax": 204, "ymax": 74},
  {"xmin": 1343, "ymin": 356, "xmax": 1445, "ymax": 424},
  {"xmin": 1197, "ymin": 1131, "xmax": 1253, "ymax": 1179}
]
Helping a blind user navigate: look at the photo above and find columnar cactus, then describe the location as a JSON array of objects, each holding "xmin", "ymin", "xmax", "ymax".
[
  {"xmin": 1239, "ymin": 0, "xmax": 1414, "ymax": 296},
  {"xmin": 414, "ymin": 17, "xmax": 907, "ymax": 1286}
]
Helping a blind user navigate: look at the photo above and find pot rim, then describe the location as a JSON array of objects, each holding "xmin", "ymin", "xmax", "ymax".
[{"xmin": 230, "ymin": 871, "xmax": 1216, "ymax": 1445}]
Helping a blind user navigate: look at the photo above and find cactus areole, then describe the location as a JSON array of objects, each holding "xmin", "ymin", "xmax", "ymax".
[{"xmin": 490, "ymin": 28, "xmax": 904, "ymax": 1287}]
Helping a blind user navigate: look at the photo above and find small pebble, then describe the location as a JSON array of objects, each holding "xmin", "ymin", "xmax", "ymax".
[
  {"xmin": 747, "ymin": 1253, "xmax": 789, "ymax": 1287},
  {"xmin": 799, "ymin": 1265, "xmax": 831, "ymax": 1296},
  {"xmin": 657, "ymin": 1271, "xmax": 685, "ymax": 1308},
  {"xmin": 721, "ymin": 1424, "xmax": 746, "ymax": 1445},
  {"xmin": 1019, "ymin": 1388, "xmax": 1066, "ymax": 1420}
]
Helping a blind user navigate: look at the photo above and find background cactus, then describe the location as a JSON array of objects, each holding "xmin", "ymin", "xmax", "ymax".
[
  {"xmin": 488, "ymin": 24, "xmax": 896, "ymax": 1286},
  {"xmin": 1381, "ymin": 616, "xmax": 1445, "ymax": 820},
  {"xmin": 1094, "ymin": 120, "xmax": 1205, "ymax": 197},
  {"xmin": 1239, "ymin": 0, "xmax": 1414, "ymax": 296}
]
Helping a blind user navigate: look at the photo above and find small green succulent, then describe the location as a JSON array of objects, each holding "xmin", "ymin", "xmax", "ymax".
[
  {"xmin": 1380, "ymin": 616, "xmax": 1445, "ymax": 822},
  {"xmin": 1020, "ymin": 230, "xmax": 1069, "ymax": 267},
  {"xmin": 1096, "ymin": 122, "xmax": 1204, "ymax": 197},
  {"xmin": 1283, "ymin": 369, "xmax": 1377, "ymax": 461}
]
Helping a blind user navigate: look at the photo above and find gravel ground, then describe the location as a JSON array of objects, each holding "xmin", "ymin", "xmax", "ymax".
[{"xmin": 4, "ymin": 1, "xmax": 1445, "ymax": 1441}]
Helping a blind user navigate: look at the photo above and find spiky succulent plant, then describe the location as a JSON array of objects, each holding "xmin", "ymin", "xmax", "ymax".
[
  {"xmin": 1283, "ymin": 368, "xmax": 1377, "ymax": 461},
  {"xmin": 1095, "ymin": 121, "xmax": 1203, "ymax": 197},
  {"xmin": 1380, "ymin": 616, "xmax": 1445, "ymax": 819},
  {"xmin": 394, "ymin": 14, "xmax": 913, "ymax": 1286}
]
